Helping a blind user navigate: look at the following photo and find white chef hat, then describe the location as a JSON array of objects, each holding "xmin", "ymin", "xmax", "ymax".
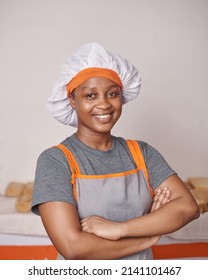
[{"xmin": 46, "ymin": 42, "xmax": 141, "ymax": 127}]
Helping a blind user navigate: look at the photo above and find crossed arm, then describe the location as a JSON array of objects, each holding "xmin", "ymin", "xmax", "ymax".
[
  {"xmin": 39, "ymin": 175, "xmax": 199, "ymax": 259},
  {"xmin": 81, "ymin": 176, "xmax": 200, "ymax": 240}
]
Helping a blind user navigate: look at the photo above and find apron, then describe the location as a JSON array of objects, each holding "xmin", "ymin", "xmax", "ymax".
[{"xmin": 56, "ymin": 139, "xmax": 154, "ymax": 260}]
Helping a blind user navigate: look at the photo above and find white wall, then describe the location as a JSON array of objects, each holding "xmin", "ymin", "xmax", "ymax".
[{"xmin": 0, "ymin": 0, "xmax": 207, "ymax": 193}]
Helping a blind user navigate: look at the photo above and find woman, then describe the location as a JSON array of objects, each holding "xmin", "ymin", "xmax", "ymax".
[{"xmin": 32, "ymin": 42, "xmax": 199, "ymax": 260}]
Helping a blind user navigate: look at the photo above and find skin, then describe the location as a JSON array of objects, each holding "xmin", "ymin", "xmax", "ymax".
[
  {"xmin": 81, "ymin": 177, "xmax": 199, "ymax": 240},
  {"xmin": 69, "ymin": 77, "xmax": 123, "ymax": 151},
  {"xmin": 39, "ymin": 77, "xmax": 200, "ymax": 259},
  {"xmin": 39, "ymin": 188, "xmax": 169, "ymax": 260}
]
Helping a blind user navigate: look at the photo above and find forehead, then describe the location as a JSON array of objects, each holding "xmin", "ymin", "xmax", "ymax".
[{"xmin": 77, "ymin": 77, "xmax": 119, "ymax": 90}]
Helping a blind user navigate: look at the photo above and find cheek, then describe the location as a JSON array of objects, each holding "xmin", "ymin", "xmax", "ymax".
[
  {"xmin": 115, "ymin": 99, "xmax": 122, "ymax": 113},
  {"xmin": 117, "ymin": 106, "xmax": 122, "ymax": 118},
  {"xmin": 113, "ymin": 101, "xmax": 122, "ymax": 120},
  {"xmin": 74, "ymin": 100, "xmax": 93, "ymax": 115}
]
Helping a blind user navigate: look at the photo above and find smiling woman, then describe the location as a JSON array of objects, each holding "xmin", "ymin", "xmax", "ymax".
[
  {"xmin": 31, "ymin": 42, "xmax": 199, "ymax": 260},
  {"xmin": 69, "ymin": 77, "xmax": 122, "ymax": 145}
]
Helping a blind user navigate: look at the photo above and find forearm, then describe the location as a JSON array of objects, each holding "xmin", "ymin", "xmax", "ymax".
[
  {"xmin": 63, "ymin": 231, "xmax": 157, "ymax": 260},
  {"xmin": 40, "ymin": 201, "xmax": 157, "ymax": 260},
  {"xmin": 120, "ymin": 196, "xmax": 199, "ymax": 238},
  {"xmin": 80, "ymin": 177, "xmax": 200, "ymax": 242}
]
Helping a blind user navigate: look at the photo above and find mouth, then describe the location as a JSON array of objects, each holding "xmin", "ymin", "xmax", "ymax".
[{"xmin": 93, "ymin": 113, "xmax": 113, "ymax": 121}]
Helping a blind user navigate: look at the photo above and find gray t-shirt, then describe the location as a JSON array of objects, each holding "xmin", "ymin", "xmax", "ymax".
[{"xmin": 32, "ymin": 134, "xmax": 176, "ymax": 215}]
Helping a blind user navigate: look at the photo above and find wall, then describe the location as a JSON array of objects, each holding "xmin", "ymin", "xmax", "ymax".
[{"xmin": 0, "ymin": 0, "xmax": 207, "ymax": 193}]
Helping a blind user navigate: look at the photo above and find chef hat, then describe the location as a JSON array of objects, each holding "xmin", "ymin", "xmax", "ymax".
[{"xmin": 46, "ymin": 42, "xmax": 141, "ymax": 127}]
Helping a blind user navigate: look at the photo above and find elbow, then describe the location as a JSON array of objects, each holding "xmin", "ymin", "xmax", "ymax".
[
  {"xmin": 61, "ymin": 233, "xmax": 91, "ymax": 260},
  {"xmin": 63, "ymin": 244, "xmax": 80, "ymax": 260},
  {"xmin": 184, "ymin": 199, "xmax": 200, "ymax": 223},
  {"xmin": 191, "ymin": 201, "xmax": 200, "ymax": 219},
  {"xmin": 62, "ymin": 242, "xmax": 84, "ymax": 260},
  {"xmin": 65, "ymin": 250, "xmax": 82, "ymax": 260},
  {"xmin": 190, "ymin": 196, "xmax": 200, "ymax": 219}
]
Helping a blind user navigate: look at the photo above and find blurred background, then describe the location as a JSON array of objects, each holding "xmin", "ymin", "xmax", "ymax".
[{"xmin": 0, "ymin": 0, "xmax": 207, "ymax": 191}]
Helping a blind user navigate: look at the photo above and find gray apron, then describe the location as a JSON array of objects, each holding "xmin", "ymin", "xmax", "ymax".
[{"xmin": 56, "ymin": 140, "xmax": 154, "ymax": 260}]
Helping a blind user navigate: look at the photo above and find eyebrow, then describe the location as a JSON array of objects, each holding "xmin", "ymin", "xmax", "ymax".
[{"xmin": 80, "ymin": 84, "xmax": 120, "ymax": 91}]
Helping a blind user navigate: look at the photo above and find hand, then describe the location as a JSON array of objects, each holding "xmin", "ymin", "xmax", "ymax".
[
  {"xmin": 81, "ymin": 188, "xmax": 171, "ymax": 242},
  {"xmin": 149, "ymin": 187, "xmax": 171, "ymax": 244},
  {"xmin": 81, "ymin": 215, "xmax": 121, "ymax": 241},
  {"xmin": 151, "ymin": 187, "xmax": 170, "ymax": 212}
]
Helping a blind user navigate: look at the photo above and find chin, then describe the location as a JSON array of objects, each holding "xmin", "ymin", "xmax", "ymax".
[{"xmin": 92, "ymin": 123, "xmax": 116, "ymax": 134}]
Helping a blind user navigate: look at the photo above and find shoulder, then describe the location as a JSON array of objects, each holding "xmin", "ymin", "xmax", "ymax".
[
  {"xmin": 38, "ymin": 146, "xmax": 66, "ymax": 165},
  {"xmin": 114, "ymin": 137, "xmax": 158, "ymax": 159},
  {"xmin": 113, "ymin": 136, "xmax": 128, "ymax": 147},
  {"xmin": 36, "ymin": 138, "xmax": 74, "ymax": 173},
  {"xmin": 137, "ymin": 140, "xmax": 176, "ymax": 189},
  {"xmin": 38, "ymin": 135, "xmax": 74, "ymax": 161},
  {"xmin": 137, "ymin": 140, "xmax": 161, "ymax": 161}
]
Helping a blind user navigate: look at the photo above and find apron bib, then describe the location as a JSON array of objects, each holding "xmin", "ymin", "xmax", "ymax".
[{"xmin": 56, "ymin": 140, "xmax": 154, "ymax": 260}]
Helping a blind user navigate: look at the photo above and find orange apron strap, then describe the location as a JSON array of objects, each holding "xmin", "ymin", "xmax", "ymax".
[
  {"xmin": 54, "ymin": 144, "xmax": 80, "ymax": 202},
  {"xmin": 126, "ymin": 140, "xmax": 154, "ymax": 197}
]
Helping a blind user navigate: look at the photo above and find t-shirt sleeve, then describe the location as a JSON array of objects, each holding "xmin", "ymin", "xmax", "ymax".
[
  {"xmin": 138, "ymin": 141, "xmax": 177, "ymax": 190},
  {"xmin": 31, "ymin": 147, "xmax": 77, "ymax": 215}
]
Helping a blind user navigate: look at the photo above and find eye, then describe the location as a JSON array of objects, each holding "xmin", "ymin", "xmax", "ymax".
[
  {"xmin": 107, "ymin": 91, "xmax": 121, "ymax": 98},
  {"xmin": 85, "ymin": 93, "xmax": 97, "ymax": 99}
]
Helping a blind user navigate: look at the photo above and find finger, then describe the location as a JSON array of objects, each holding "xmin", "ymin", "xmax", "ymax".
[
  {"xmin": 159, "ymin": 188, "xmax": 170, "ymax": 205},
  {"xmin": 152, "ymin": 188, "xmax": 169, "ymax": 210},
  {"xmin": 80, "ymin": 218, "xmax": 89, "ymax": 225},
  {"xmin": 158, "ymin": 188, "xmax": 168, "ymax": 204},
  {"xmin": 80, "ymin": 221, "xmax": 87, "ymax": 229},
  {"xmin": 154, "ymin": 188, "xmax": 161, "ymax": 200},
  {"xmin": 80, "ymin": 219, "xmax": 92, "ymax": 230},
  {"xmin": 81, "ymin": 221, "xmax": 92, "ymax": 232},
  {"xmin": 158, "ymin": 187, "xmax": 168, "ymax": 199},
  {"xmin": 151, "ymin": 189, "xmax": 160, "ymax": 211},
  {"xmin": 153, "ymin": 189, "xmax": 164, "ymax": 210},
  {"xmin": 153, "ymin": 188, "xmax": 161, "ymax": 201},
  {"xmin": 82, "ymin": 226, "xmax": 91, "ymax": 233},
  {"xmin": 160, "ymin": 190, "xmax": 170, "ymax": 205},
  {"xmin": 80, "ymin": 219, "xmax": 88, "ymax": 226}
]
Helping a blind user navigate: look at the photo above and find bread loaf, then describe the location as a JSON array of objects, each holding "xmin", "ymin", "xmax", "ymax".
[
  {"xmin": 5, "ymin": 181, "xmax": 34, "ymax": 213},
  {"xmin": 5, "ymin": 182, "xmax": 25, "ymax": 197},
  {"xmin": 188, "ymin": 177, "xmax": 208, "ymax": 189},
  {"xmin": 186, "ymin": 179, "xmax": 208, "ymax": 213},
  {"xmin": 15, "ymin": 194, "xmax": 32, "ymax": 213},
  {"xmin": 188, "ymin": 177, "xmax": 208, "ymax": 201},
  {"xmin": 23, "ymin": 182, "xmax": 34, "ymax": 196}
]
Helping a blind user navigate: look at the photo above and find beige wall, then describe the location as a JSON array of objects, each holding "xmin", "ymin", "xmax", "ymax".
[{"xmin": 0, "ymin": 0, "xmax": 207, "ymax": 192}]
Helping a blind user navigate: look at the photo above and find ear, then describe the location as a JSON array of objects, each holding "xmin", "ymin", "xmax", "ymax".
[{"xmin": 68, "ymin": 93, "xmax": 76, "ymax": 108}]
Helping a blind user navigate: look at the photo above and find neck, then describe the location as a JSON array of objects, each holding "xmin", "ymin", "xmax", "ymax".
[{"xmin": 75, "ymin": 130, "xmax": 113, "ymax": 151}]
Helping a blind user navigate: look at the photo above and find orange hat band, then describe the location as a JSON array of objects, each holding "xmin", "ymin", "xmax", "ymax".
[{"xmin": 66, "ymin": 67, "xmax": 123, "ymax": 95}]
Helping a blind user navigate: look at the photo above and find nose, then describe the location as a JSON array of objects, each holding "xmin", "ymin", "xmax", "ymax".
[{"xmin": 96, "ymin": 96, "xmax": 112, "ymax": 110}]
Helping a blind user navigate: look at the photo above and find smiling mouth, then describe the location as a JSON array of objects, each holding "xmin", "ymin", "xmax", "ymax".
[{"xmin": 93, "ymin": 113, "xmax": 113, "ymax": 120}]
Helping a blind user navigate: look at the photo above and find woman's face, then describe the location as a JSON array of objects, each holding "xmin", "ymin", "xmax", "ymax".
[{"xmin": 69, "ymin": 77, "xmax": 122, "ymax": 135}]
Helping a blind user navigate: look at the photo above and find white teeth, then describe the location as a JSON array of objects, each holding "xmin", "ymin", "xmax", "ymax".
[{"xmin": 95, "ymin": 114, "xmax": 111, "ymax": 119}]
